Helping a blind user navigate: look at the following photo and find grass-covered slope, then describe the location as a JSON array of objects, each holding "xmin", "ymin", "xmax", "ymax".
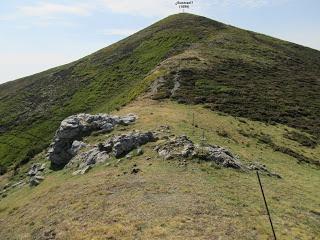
[
  {"xmin": 0, "ymin": 99, "xmax": 319, "ymax": 239},
  {"xmin": 150, "ymin": 22, "xmax": 320, "ymax": 139},
  {"xmin": 1, "ymin": 13, "xmax": 320, "ymax": 170},
  {"xmin": 0, "ymin": 14, "xmax": 214, "ymax": 168}
]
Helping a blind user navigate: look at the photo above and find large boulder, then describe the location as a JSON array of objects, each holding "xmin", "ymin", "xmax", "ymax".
[{"xmin": 48, "ymin": 113, "xmax": 137, "ymax": 168}]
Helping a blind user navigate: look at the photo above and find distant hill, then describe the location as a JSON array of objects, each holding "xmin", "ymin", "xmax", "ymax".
[{"xmin": 0, "ymin": 13, "xmax": 319, "ymax": 169}]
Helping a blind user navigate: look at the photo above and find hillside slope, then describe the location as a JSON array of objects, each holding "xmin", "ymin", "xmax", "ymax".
[
  {"xmin": 0, "ymin": 98, "xmax": 319, "ymax": 239},
  {"xmin": 0, "ymin": 13, "xmax": 320, "ymax": 171}
]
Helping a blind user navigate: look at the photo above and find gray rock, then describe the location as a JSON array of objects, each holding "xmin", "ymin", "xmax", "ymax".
[
  {"xmin": 80, "ymin": 165, "xmax": 92, "ymax": 175},
  {"xmin": 102, "ymin": 131, "xmax": 157, "ymax": 158},
  {"xmin": 67, "ymin": 131, "xmax": 157, "ymax": 174},
  {"xmin": 38, "ymin": 163, "xmax": 46, "ymax": 172},
  {"xmin": 29, "ymin": 175, "xmax": 44, "ymax": 187},
  {"xmin": 155, "ymin": 135, "xmax": 278, "ymax": 176},
  {"xmin": 10, "ymin": 181, "xmax": 25, "ymax": 189},
  {"xmin": 29, "ymin": 178, "xmax": 40, "ymax": 187},
  {"xmin": 1, "ymin": 181, "xmax": 25, "ymax": 195},
  {"xmin": 72, "ymin": 170, "xmax": 82, "ymax": 176},
  {"xmin": 27, "ymin": 166, "xmax": 38, "ymax": 176},
  {"xmin": 201, "ymin": 146, "xmax": 242, "ymax": 169},
  {"xmin": 248, "ymin": 163, "xmax": 281, "ymax": 178},
  {"xmin": 157, "ymin": 135, "xmax": 195, "ymax": 160},
  {"xmin": 118, "ymin": 114, "xmax": 137, "ymax": 125},
  {"xmin": 69, "ymin": 140, "xmax": 86, "ymax": 155},
  {"xmin": 68, "ymin": 147, "xmax": 110, "ymax": 169},
  {"xmin": 48, "ymin": 113, "xmax": 137, "ymax": 168},
  {"xmin": 35, "ymin": 175, "xmax": 45, "ymax": 180},
  {"xmin": 72, "ymin": 165, "xmax": 92, "ymax": 176},
  {"xmin": 136, "ymin": 147, "xmax": 143, "ymax": 156},
  {"xmin": 27, "ymin": 163, "xmax": 46, "ymax": 176}
]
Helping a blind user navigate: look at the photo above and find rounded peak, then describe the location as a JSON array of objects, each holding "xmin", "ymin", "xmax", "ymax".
[{"xmin": 152, "ymin": 13, "xmax": 226, "ymax": 31}]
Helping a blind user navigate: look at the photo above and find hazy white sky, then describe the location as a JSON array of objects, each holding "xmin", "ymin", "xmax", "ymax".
[{"xmin": 0, "ymin": 0, "xmax": 319, "ymax": 84}]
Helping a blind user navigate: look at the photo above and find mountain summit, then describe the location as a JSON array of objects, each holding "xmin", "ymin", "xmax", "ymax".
[{"xmin": 0, "ymin": 13, "xmax": 319, "ymax": 168}]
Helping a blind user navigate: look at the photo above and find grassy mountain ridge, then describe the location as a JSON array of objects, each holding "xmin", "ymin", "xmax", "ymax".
[
  {"xmin": 0, "ymin": 13, "xmax": 320, "ymax": 169},
  {"xmin": 1, "ymin": 98, "xmax": 319, "ymax": 239}
]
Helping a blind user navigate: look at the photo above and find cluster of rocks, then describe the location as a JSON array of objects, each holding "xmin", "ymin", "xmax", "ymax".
[
  {"xmin": 1, "ymin": 163, "xmax": 46, "ymax": 192},
  {"xmin": 1, "ymin": 181, "xmax": 25, "ymax": 198},
  {"xmin": 248, "ymin": 163, "xmax": 281, "ymax": 178},
  {"xmin": 155, "ymin": 135, "xmax": 280, "ymax": 176},
  {"xmin": 45, "ymin": 112, "xmax": 280, "ymax": 178},
  {"xmin": 68, "ymin": 131, "xmax": 157, "ymax": 175},
  {"xmin": 48, "ymin": 113, "xmax": 137, "ymax": 168},
  {"xmin": 27, "ymin": 163, "xmax": 46, "ymax": 186},
  {"xmin": 155, "ymin": 135, "xmax": 242, "ymax": 169}
]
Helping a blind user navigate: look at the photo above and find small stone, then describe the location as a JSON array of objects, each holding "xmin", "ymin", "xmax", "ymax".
[
  {"xmin": 11, "ymin": 181, "xmax": 25, "ymax": 189},
  {"xmin": 38, "ymin": 163, "xmax": 46, "ymax": 171},
  {"xmin": 136, "ymin": 148, "xmax": 143, "ymax": 156},
  {"xmin": 35, "ymin": 175, "xmax": 45, "ymax": 181},
  {"xmin": 29, "ymin": 178, "xmax": 40, "ymax": 187},
  {"xmin": 72, "ymin": 170, "xmax": 82, "ymax": 176},
  {"xmin": 131, "ymin": 168, "xmax": 141, "ymax": 174},
  {"xmin": 80, "ymin": 165, "xmax": 92, "ymax": 175},
  {"xmin": 154, "ymin": 146, "xmax": 160, "ymax": 151},
  {"xmin": 27, "ymin": 164, "xmax": 39, "ymax": 176}
]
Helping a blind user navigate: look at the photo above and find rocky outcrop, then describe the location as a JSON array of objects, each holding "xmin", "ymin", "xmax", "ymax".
[
  {"xmin": 155, "ymin": 135, "xmax": 242, "ymax": 169},
  {"xmin": 68, "ymin": 131, "xmax": 157, "ymax": 175},
  {"xmin": 155, "ymin": 135, "xmax": 280, "ymax": 176},
  {"xmin": 48, "ymin": 113, "xmax": 137, "ymax": 168},
  {"xmin": 47, "ymin": 113, "xmax": 280, "ymax": 178}
]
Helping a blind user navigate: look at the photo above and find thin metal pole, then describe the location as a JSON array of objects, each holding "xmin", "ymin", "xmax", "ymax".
[
  {"xmin": 256, "ymin": 171, "xmax": 277, "ymax": 240},
  {"xmin": 201, "ymin": 130, "xmax": 205, "ymax": 155},
  {"xmin": 192, "ymin": 113, "xmax": 195, "ymax": 135},
  {"xmin": 192, "ymin": 113, "xmax": 195, "ymax": 126}
]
